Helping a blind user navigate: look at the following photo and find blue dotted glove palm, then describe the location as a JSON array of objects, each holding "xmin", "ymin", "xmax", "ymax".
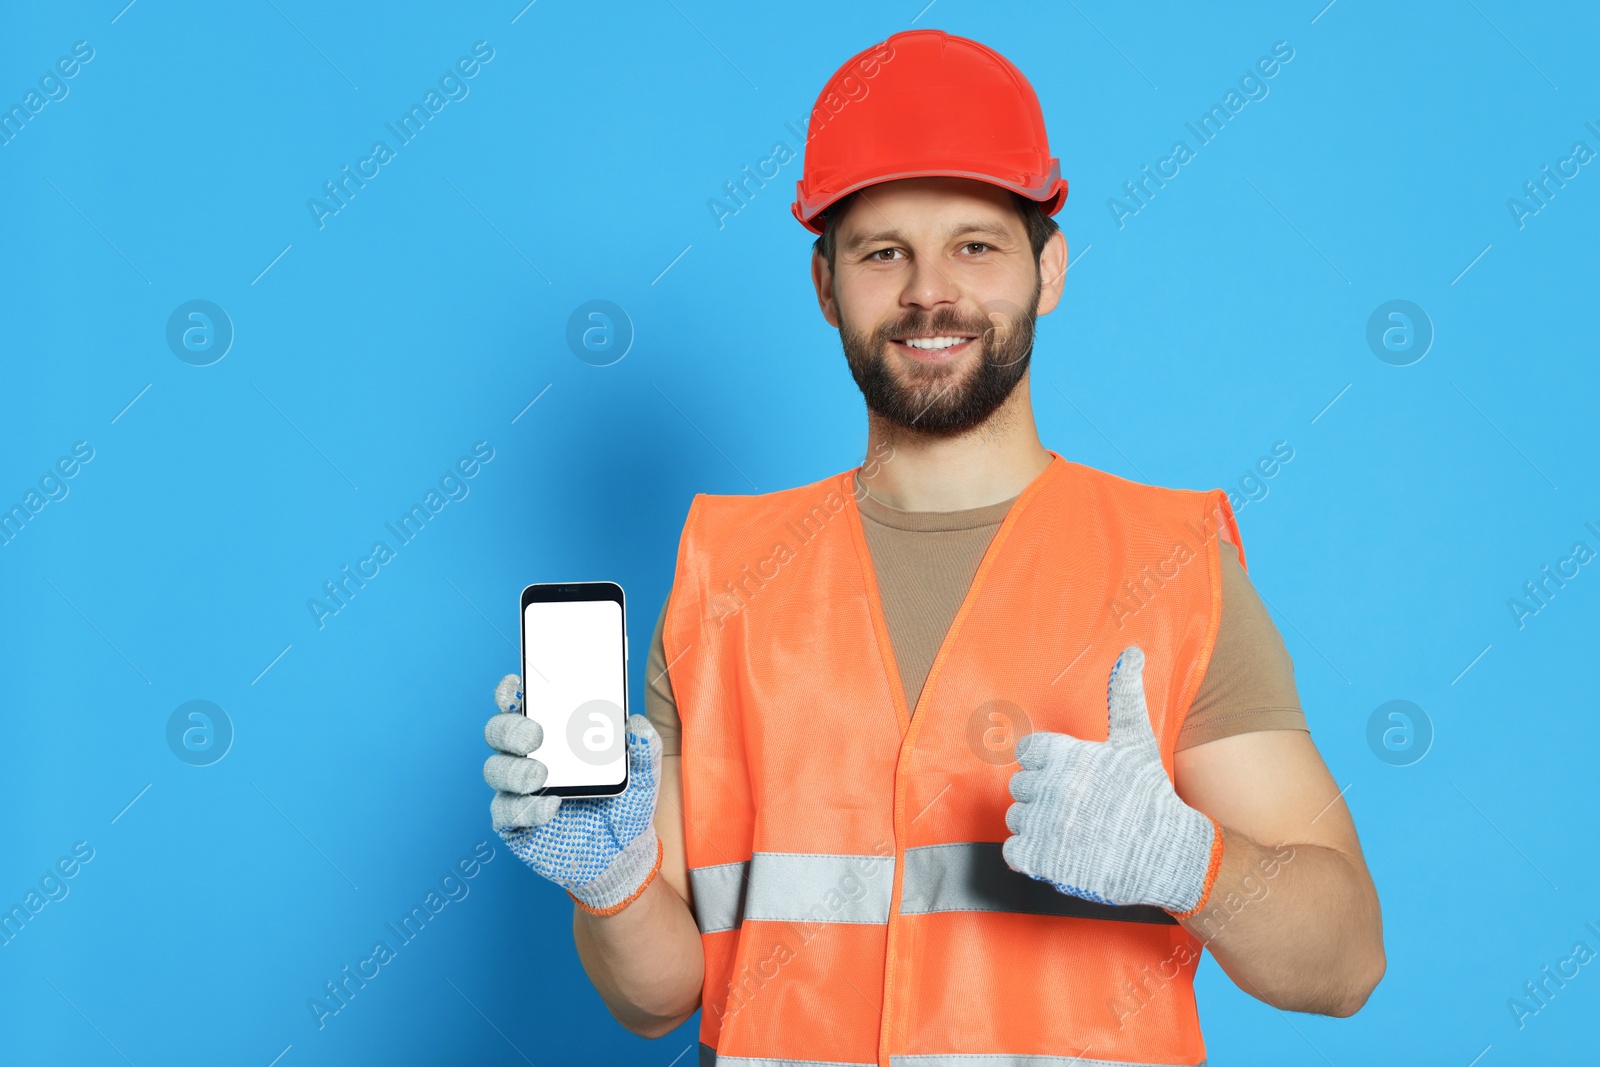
[
  {"xmin": 1001, "ymin": 646, "xmax": 1224, "ymax": 916},
  {"xmin": 483, "ymin": 674, "xmax": 663, "ymax": 915}
]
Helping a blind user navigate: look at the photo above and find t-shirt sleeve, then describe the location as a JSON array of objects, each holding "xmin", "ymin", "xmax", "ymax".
[
  {"xmin": 1175, "ymin": 540, "xmax": 1310, "ymax": 751},
  {"xmin": 645, "ymin": 591, "xmax": 684, "ymax": 756}
]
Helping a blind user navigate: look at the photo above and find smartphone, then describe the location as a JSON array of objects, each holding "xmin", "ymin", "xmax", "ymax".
[{"xmin": 517, "ymin": 581, "xmax": 629, "ymax": 798}]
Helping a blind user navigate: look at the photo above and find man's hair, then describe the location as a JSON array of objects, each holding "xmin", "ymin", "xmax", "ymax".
[{"xmin": 812, "ymin": 189, "xmax": 1060, "ymax": 273}]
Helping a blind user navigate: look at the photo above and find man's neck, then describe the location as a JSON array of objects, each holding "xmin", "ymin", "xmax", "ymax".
[{"xmin": 856, "ymin": 374, "xmax": 1052, "ymax": 512}]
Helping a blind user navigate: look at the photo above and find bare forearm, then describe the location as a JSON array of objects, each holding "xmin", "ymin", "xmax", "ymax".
[
  {"xmin": 572, "ymin": 875, "xmax": 705, "ymax": 1038},
  {"xmin": 1179, "ymin": 825, "xmax": 1385, "ymax": 1016}
]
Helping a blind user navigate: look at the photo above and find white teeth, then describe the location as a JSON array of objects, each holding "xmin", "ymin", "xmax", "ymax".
[{"xmin": 904, "ymin": 336, "xmax": 969, "ymax": 351}]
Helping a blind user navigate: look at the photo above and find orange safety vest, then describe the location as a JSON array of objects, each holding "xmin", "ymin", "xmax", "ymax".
[{"xmin": 663, "ymin": 451, "xmax": 1243, "ymax": 1067}]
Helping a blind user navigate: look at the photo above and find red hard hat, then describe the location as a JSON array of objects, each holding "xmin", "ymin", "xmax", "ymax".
[{"xmin": 792, "ymin": 29, "xmax": 1068, "ymax": 235}]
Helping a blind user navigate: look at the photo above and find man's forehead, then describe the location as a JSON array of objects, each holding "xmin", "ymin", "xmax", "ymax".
[{"xmin": 836, "ymin": 181, "xmax": 1024, "ymax": 252}]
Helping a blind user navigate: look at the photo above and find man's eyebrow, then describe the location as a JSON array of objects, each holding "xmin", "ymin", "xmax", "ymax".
[
  {"xmin": 943, "ymin": 220, "xmax": 1017, "ymax": 242},
  {"xmin": 842, "ymin": 227, "xmax": 906, "ymax": 254},
  {"xmin": 842, "ymin": 220, "xmax": 1017, "ymax": 254}
]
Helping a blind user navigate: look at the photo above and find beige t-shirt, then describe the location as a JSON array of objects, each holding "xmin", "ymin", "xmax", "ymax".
[{"xmin": 645, "ymin": 479, "xmax": 1308, "ymax": 755}]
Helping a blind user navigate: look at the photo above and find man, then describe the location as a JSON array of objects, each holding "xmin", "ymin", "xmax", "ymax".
[{"xmin": 483, "ymin": 29, "xmax": 1383, "ymax": 1066}]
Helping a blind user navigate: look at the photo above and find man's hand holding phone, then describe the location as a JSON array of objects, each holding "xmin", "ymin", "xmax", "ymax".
[{"xmin": 483, "ymin": 674, "xmax": 665, "ymax": 916}]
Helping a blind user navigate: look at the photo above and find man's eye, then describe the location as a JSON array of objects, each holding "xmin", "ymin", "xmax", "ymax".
[
  {"xmin": 963, "ymin": 242, "xmax": 991, "ymax": 254},
  {"xmin": 869, "ymin": 248, "xmax": 902, "ymax": 262}
]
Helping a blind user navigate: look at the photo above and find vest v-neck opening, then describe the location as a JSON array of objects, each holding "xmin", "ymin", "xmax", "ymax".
[{"xmin": 841, "ymin": 452, "xmax": 1067, "ymax": 735}]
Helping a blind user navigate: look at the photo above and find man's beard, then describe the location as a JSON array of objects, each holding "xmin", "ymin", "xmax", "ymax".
[{"xmin": 839, "ymin": 284, "xmax": 1039, "ymax": 438}]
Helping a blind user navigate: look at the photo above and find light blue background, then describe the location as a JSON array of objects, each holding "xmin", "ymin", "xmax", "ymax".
[{"xmin": 3, "ymin": 1, "xmax": 1597, "ymax": 1064}]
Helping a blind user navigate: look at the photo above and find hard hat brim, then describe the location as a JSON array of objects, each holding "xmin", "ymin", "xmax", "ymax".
[{"xmin": 792, "ymin": 169, "xmax": 1067, "ymax": 236}]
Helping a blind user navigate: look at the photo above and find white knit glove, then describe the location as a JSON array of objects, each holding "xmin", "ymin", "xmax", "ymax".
[
  {"xmin": 483, "ymin": 674, "xmax": 663, "ymax": 915},
  {"xmin": 1001, "ymin": 647, "xmax": 1223, "ymax": 916}
]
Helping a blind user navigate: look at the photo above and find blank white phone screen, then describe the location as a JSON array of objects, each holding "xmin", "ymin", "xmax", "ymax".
[{"xmin": 521, "ymin": 598, "xmax": 626, "ymax": 790}]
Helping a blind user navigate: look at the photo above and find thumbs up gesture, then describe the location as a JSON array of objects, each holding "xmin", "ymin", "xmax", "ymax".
[{"xmin": 1000, "ymin": 646, "xmax": 1225, "ymax": 916}]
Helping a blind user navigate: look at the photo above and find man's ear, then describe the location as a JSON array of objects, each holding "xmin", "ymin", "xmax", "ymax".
[
  {"xmin": 1035, "ymin": 230, "xmax": 1068, "ymax": 317},
  {"xmin": 811, "ymin": 248, "xmax": 842, "ymax": 329}
]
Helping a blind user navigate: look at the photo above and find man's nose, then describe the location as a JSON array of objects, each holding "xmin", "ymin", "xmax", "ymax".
[{"xmin": 900, "ymin": 256, "xmax": 960, "ymax": 310}]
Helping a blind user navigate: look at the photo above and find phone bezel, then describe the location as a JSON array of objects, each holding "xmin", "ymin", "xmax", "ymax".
[{"xmin": 517, "ymin": 580, "xmax": 629, "ymax": 799}]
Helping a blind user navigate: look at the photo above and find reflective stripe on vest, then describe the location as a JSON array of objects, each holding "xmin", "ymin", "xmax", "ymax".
[
  {"xmin": 691, "ymin": 852, "xmax": 895, "ymax": 932},
  {"xmin": 667, "ymin": 454, "xmax": 1237, "ymax": 1066},
  {"xmin": 699, "ymin": 1043, "xmax": 1208, "ymax": 1067},
  {"xmin": 690, "ymin": 844, "xmax": 1175, "ymax": 934}
]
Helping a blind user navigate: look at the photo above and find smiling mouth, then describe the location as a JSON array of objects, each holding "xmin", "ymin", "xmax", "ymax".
[{"xmin": 889, "ymin": 334, "xmax": 979, "ymax": 358}]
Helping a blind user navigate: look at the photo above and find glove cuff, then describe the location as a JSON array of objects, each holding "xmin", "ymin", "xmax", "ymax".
[
  {"xmin": 1170, "ymin": 815, "xmax": 1226, "ymax": 919},
  {"xmin": 569, "ymin": 826, "xmax": 663, "ymax": 917}
]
